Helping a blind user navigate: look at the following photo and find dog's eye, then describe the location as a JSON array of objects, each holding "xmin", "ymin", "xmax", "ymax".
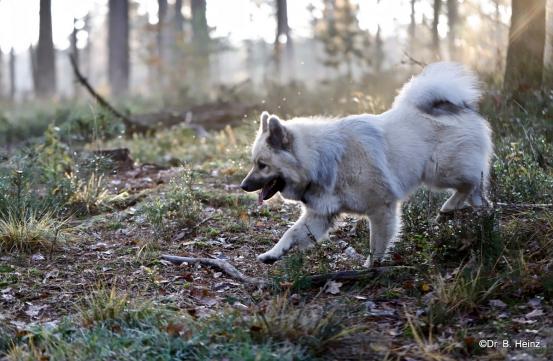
[{"xmin": 258, "ymin": 162, "xmax": 267, "ymax": 170}]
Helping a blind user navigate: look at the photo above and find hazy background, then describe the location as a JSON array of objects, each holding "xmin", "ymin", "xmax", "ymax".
[{"xmin": 0, "ymin": 0, "xmax": 541, "ymax": 105}]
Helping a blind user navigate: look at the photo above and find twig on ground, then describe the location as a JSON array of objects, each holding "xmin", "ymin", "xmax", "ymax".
[
  {"xmin": 188, "ymin": 215, "xmax": 216, "ymax": 234},
  {"xmin": 303, "ymin": 266, "xmax": 416, "ymax": 288},
  {"xmin": 494, "ymin": 202, "xmax": 553, "ymax": 209},
  {"xmin": 161, "ymin": 254, "xmax": 267, "ymax": 286}
]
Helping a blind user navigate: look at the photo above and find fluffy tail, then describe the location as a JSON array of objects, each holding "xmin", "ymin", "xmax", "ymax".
[{"xmin": 392, "ymin": 62, "xmax": 481, "ymax": 115}]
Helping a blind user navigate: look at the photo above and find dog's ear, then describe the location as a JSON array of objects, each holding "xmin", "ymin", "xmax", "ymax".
[
  {"xmin": 267, "ymin": 115, "xmax": 291, "ymax": 149},
  {"xmin": 260, "ymin": 111, "xmax": 270, "ymax": 132}
]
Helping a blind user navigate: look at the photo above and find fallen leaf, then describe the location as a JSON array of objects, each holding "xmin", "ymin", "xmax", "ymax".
[
  {"xmin": 31, "ymin": 254, "xmax": 45, "ymax": 262},
  {"xmin": 239, "ymin": 211, "xmax": 249, "ymax": 224},
  {"xmin": 166, "ymin": 322, "xmax": 185, "ymax": 336},
  {"xmin": 172, "ymin": 232, "xmax": 186, "ymax": 242},
  {"xmin": 199, "ymin": 297, "xmax": 218, "ymax": 307},
  {"xmin": 233, "ymin": 302, "xmax": 248, "ymax": 311},
  {"xmin": 419, "ymin": 283, "xmax": 431, "ymax": 293},
  {"xmin": 489, "ymin": 299, "xmax": 507, "ymax": 308},
  {"xmin": 525, "ymin": 309, "xmax": 544, "ymax": 318},
  {"xmin": 25, "ymin": 303, "xmax": 48, "ymax": 318},
  {"xmin": 324, "ymin": 281, "xmax": 342, "ymax": 295}
]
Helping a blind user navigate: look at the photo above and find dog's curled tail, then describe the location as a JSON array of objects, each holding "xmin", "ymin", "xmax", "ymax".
[{"xmin": 392, "ymin": 62, "xmax": 481, "ymax": 115}]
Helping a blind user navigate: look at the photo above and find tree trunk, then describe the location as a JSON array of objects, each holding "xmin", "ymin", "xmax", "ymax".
[
  {"xmin": 447, "ymin": 0, "xmax": 458, "ymax": 60},
  {"xmin": 71, "ymin": 18, "xmax": 80, "ymax": 98},
  {"xmin": 409, "ymin": 0, "xmax": 416, "ymax": 40},
  {"xmin": 108, "ymin": 0, "xmax": 130, "ymax": 96},
  {"xmin": 545, "ymin": 0, "xmax": 553, "ymax": 82},
  {"xmin": 29, "ymin": 46, "xmax": 38, "ymax": 94},
  {"xmin": 191, "ymin": 0, "xmax": 209, "ymax": 52},
  {"xmin": 504, "ymin": 0, "xmax": 546, "ymax": 90},
  {"xmin": 275, "ymin": 0, "xmax": 290, "ymax": 45},
  {"xmin": 374, "ymin": 26, "xmax": 384, "ymax": 72},
  {"xmin": 158, "ymin": 0, "xmax": 168, "ymax": 63},
  {"xmin": 157, "ymin": 0, "xmax": 169, "ymax": 87},
  {"xmin": 274, "ymin": 0, "xmax": 292, "ymax": 81},
  {"xmin": 432, "ymin": 0, "xmax": 442, "ymax": 58},
  {"xmin": 0, "ymin": 50, "xmax": 3, "ymax": 99},
  {"xmin": 190, "ymin": 0, "xmax": 209, "ymax": 92},
  {"xmin": 9, "ymin": 49, "xmax": 15, "ymax": 101},
  {"xmin": 174, "ymin": 0, "xmax": 184, "ymax": 41},
  {"xmin": 36, "ymin": 0, "xmax": 56, "ymax": 98}
]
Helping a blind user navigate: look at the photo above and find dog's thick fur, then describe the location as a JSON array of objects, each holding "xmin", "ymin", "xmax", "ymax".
[{"xmin": 241, "ymin": 62, "xmax": 492, "ymax": 267}]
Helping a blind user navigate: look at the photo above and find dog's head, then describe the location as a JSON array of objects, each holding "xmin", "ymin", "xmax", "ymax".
[{"xmin": 240, "ymin": 112, "xmax": 309, "ymax": 203}]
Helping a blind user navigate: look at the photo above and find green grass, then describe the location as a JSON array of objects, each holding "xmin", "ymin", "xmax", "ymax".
[{"xmin": 5, "ymin": 289, "xmax": 362, "ymax": 361}]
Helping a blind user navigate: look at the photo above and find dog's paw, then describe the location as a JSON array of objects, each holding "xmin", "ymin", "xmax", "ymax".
[
  {"xmin": 435, "ymin": 211, "xmax": 454, "ymax": 224},
  {"xmin": 257, "ymin": 252, "xmax": 280, "ymax": 264}
]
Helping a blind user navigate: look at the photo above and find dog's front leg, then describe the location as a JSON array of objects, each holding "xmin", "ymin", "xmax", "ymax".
[
  {"xmin": 257, "ymin": 211, "xmax": 332, "ymax": 264},
  {"xmin": 363, "ymin": 202, "xmax": 400, "ymax": 268}
]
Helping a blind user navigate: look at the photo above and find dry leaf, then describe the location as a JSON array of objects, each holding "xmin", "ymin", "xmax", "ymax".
[
  {"xmin": 525, "ymin": 309, "xmax": 544, "ymax": 318},
  {"xmin": 325, "ymin": 281, "xmax": 343, "ymax": 295}
]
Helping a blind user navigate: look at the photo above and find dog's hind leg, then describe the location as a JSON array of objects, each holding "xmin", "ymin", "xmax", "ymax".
[
  {"xmin": 363, "ymin": 202, "xmax": 400, "ymax": 268},
  {"xmin": 440, "ymin": 190, "xmax": 471, "ymax": 213},
  {"xmin": 468, "ymin": 187, "xmax": 489, "ymax": 208},
  {"xmin": 257, "ymin": 210, "xmax": 333, "ymax": 264}
]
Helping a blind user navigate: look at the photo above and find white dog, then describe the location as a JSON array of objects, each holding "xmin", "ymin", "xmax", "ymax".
[{"xmin": 240, "ymin": 62, "xmax": 492, "ymax": 267}]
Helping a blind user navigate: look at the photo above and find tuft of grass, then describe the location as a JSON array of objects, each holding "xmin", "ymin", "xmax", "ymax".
[
  {"xmin": 78, "ymin": 287, "xmax": 130, "ymax": 327},
  {"xmin": 68, "ymin": 172, "xmax": 127, "ymax": 215},
  {"xmin": 248, "ymin": 294, "xmax": 362, "ymax": 356},
  {"xmin": 404, "ymin": 310, "xmax": 456, "ymax": 361},
  {"xmin": 0, "ymin": 207, "xmax": 70, "ymax": 252},
  {"xmin": 428, "ymin": 263, "xmax": 500, "ymax": 321}
]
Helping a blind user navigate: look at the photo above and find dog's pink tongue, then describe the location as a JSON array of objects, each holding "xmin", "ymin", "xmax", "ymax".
[{"xmin": 258, "ymin": 191, "xmax": 264, "ymax": 206}]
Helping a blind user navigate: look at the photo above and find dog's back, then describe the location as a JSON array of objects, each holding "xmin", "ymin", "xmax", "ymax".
[{"xmin": 379, "ymin": 62, "xmax": 492, "ymax": 203}]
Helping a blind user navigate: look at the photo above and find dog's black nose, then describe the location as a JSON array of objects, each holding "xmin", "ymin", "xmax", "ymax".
[{"xmin": 240, "ymin": 180, "xmax": 252, "ymax": 192}]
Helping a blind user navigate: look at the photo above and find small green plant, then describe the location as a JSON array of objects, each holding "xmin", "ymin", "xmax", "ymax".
[
  {"xmin": 492, "ymin": 139, "xmax": 553, "ymax": 203},
  {"xmin": 269, "ymin": 252, "xmax": 307, "ymax": 289},
  {"xmin": 142, "ymin": 168, "xmax": 202, "ymax": 234}
]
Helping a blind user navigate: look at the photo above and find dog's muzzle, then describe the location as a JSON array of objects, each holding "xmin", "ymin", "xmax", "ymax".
[
  {"xmin": 240, "ymin": 179, "xmax": 261, "ymax": 192},
  {"xmin": 240, "ymin": 174, "xmax": 286, "ymax": 202}
]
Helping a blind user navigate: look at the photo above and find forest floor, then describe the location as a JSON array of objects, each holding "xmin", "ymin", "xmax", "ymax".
[{"xmin": 1, "ymin": 94, "xmax": 553, "ymax": 360}]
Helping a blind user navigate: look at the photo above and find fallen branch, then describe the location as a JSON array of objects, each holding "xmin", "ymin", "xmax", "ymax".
[
  {"xmin": 70, "ymin": 53, "xmax": 257, "ymax": 137},
  {"xmin": 69, "ymin": 54, "xmax": 149, "ymax": 134},
  {"xmin": 303, "ymin": 266, "xmax": 416, "ymax": 288},
  {"xmin": 493, "ymin": 202, "xmax": 553, "ymax": 217},
  {"xmin": 161, "ymin": 254, "xmax": 267, "ymax": 286},
  {"xmin": 495, "ymin": 202, "xmax": 553, "ymax": 209},
  {"xmin": 161, "ymin": 253, "xmax": 414, "ymax": 289}
]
